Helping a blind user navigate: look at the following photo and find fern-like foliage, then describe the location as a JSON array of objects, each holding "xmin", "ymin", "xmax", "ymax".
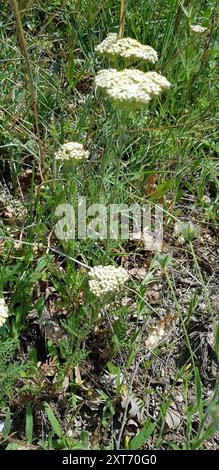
[{"xmin": 0, "ymin": 338, "xmax": 25, "ymax": 408}]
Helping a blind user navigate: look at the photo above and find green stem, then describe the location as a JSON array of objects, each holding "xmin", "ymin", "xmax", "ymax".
[{"xmin": 112, "ymin": 120, "xmax": 127, "ymax": 203}]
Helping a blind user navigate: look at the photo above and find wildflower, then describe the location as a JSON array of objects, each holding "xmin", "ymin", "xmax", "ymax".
[
  {"xmin": 55, "ymin": 142, "xmax": 89, "ymax": 162},
  {"xmin": 191, "ymin": 24, "xmax": 208, "ymax": 33},
  {"xmin": 144, "ymin": 71, "xmax": 171, "ymax": 90},
  {"xmin": 0, "ymin": 298, "xmax": 9, "ymax": 327},
  {"xmin": 88, "ymin": 265, "xmax": 129, "ymax": 297},
  {"xmin": 95, "ymin": 33, "xmax": 158, "ymax": 64},
  {"xmin": 95, "ymin": 69, "xmax": 171, "ymax": 108}
]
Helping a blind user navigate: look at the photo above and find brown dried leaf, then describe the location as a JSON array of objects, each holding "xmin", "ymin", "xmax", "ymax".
[{"xmin": 145, "ymin": 312, "xmax": 176, "ymax": 351}]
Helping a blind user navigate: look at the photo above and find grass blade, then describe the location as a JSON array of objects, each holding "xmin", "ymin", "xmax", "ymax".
[
  {"xmin": 129, "ymin": 420, "xmax": 156, "ymax": 450},
  {"xmin": 44, "ymin": 402, "xmax": 62, "ymax": 438},
  {"xmin": 25, "ymin": 403, "xmax": 33, "ymax": 444}
]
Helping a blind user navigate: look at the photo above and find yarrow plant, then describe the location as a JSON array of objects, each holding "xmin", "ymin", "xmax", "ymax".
[
  {"xmin": 190, "ymin": 24, "xmax": 208, "ymax": 33},
  {"xmin": 0, "ymin": 297, "xmax": 9, "ymax": 327},
  {"xmin": 55, "ymin": 142, "xmax": 89, "ymax": 162},
  {"xmin": 94, "ymin": 31, "xmax": 171, "ymax": 203},
  {"xmin": 95, "ymin": 69, "xmax": 171, "ymax": 108},
  {"xmin": 88, "ymin": 265, "xmax": 129, "ymax": 298},
  {"xmin": 95, "ymin": 33, "xmax": 158, "ymax": 64}
]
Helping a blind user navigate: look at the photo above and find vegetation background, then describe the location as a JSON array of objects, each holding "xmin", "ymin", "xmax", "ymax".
[{"xmin": 0, "ymin": 0, "xmax": 218, "ymax": 450}]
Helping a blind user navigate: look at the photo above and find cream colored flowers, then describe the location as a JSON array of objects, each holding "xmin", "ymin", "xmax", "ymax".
[
  {"xmin": 191, "ymin": 24, "xmax": 208, "ymax": 33},
  {"xmin": 95, "ymin": 33, "xmax": 158, "ymax": 64},
  {"xmin": 88, "ymin": 265, "xmax": 129, "ymax": 297},
  {"xmin": 95, "ymin": 68, "xmax": 171, "ymax": 108},
  {"xmin": 55, "ymin": 142, "xmax": 89, "ymax": 161},
  {"xmin": 0, "ymin": 298, "xmax": 9, "ymax": 327}
]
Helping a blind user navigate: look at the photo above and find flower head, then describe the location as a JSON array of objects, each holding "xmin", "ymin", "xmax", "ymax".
[
  {"xmin": 95, "ymin": 33, "xmax": 158, "ymax": 64},
  {"xmin": 191, "ymin": 24, "xmax": 208, "ymax": 33},
  {"xmin": 0, "ymin": 298, "xmax": 9, "ymax": 327},
  {"xmin": 55, "ymin": 142, "xmax": 89, "ymax": 162},
  {"xmin": 95, "ymin": 69, "xmax": 171, "ymax": 109},
  {"xmin": 88, "ymin": 265, "xmax": 129, "ymax": 297}
]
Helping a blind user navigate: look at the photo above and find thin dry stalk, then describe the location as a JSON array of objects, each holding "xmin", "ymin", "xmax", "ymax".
[
  {"xmin": 118, "ymin": 0, "xmax": 127, "ymax": 39},
  {"xmin": 11, "ymin": 0, "xmax": 44, "ymax": 181},
  {"xmin": 173, "ymin": 0, "xmax": 191, "ymax": 37}
]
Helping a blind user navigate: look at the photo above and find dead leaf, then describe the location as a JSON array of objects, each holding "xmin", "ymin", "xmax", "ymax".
[
  {"xmin": 74, "ymin": 365, "xmax": 83, "ymax": 386},
  {"xmin": 145, "ymin": 312, "xmax": 176, "ymax": 351},
  {"xmin": 121, "ymin": 392, "xmax": 144, "ymax": 422},
  {"xmin": 165, "ymin": 402, "xmax": 181, "ymax": 430},
  {"xmin": 144, "ymin": 174, "xmax": 158, "ymax": 196}
]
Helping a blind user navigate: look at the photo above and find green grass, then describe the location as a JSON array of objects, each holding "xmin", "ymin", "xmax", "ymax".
[{"xmin": 0, "ymin": 0, "xmax": 218, "ymax": 450}]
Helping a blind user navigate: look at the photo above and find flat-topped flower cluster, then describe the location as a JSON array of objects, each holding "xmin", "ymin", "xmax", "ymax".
[
  {"xmin": 94, "ymin": 33, "xmax": 171, "ymax": 108},
  {"xmin": 88, "ymin": 265, "xmax": 129, "ymax": 297},
  {"xmin": 191, "ymin": 24, "xmax": 208, "ymax": 33},
  {"xmin": 95, "ymin": 33, "xmax": 158, "ymax": 64},
  {"xmin": 55, "ymin": 142, "xmax": 89, "ymax": 162},
  {"xmin": 95, "ymin": 68, "xmax": 171, "ymax": 108}
]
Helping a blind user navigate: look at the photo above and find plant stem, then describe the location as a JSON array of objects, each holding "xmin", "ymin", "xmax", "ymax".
[
  {"xmin": 112, "ymin": 119, "xmax": 127, "ymax": 203},
  {"xmin": 11, "ymin": 0, "xmax": 44, "ymax": 181},
  {"xmin": 118, "ymin": 0, "xmax": 127, "ymax": 39},
  {"xmin": 173, "ymin": 0, "xmax": 191, "ymax": 37}
]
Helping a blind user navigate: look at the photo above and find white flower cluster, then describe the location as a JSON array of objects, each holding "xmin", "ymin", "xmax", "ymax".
[
  {"xmin": 0, "ymin": 298, "xmax": 9, "ymax": 327},
  {"xmin": 95, "ymin": 68, "xmax": 171, "ymax": 108},
  {"xmin": 95, "ymin": 33, "xmax": 158, "ymax": 64},
  {"xmin": 88, "ymin": 265, "xmax": 129, "ymax": 297},
  {"xmin": 191, "ymin": 24, "xmax": 208, "ymax": 33},
  {"xmin": 55, "ymin": 142, "xmax": 89, "ymax": 161}
]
